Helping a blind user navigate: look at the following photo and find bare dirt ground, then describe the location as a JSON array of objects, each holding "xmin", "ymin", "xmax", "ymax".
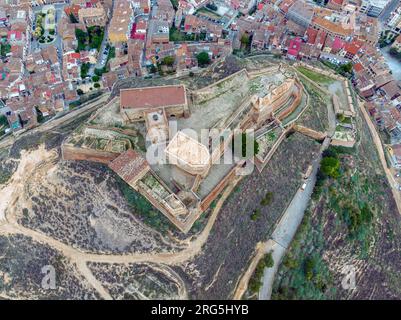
[
  {"xmin": 3, "ymin": 145, "xmax": 184, "ymax": 254},
  {"xmin": 0, "ymin": 234, "xmax": 99, "ymax": 300},
  {"xmin": 110, "ymin": 55, "xmax": 246, "ymax": 98},
  {"xmin": 297, "ymin": 79, "xmax": 330, "ymax": 133},
  {"xmin": 88, "ymin": 262, "xmax": 187, "ymax": 300},
  {"xmin": 0, "ymin": 144, "xmax": 241, "ymax": 299}
]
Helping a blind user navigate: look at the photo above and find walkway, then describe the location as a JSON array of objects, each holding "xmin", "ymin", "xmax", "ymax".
[{"xmin": 258, "ymin": 138, "xmax": 329, "ymax": 300}]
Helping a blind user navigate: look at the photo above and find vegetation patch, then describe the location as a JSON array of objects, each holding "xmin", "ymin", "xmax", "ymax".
[
  {"xmin": 115, "ymin": 176, "xmax": 175, "ymax": 233},
  {"xmin": 297, "ymin": 66, "xmax": 334, "ymax": 84},
  {"xmin": 76, "ymin": 26, "xmax": 104, "ymax": 52},
  {"xmin": 273, "ymin": 113, "xmax": 401, "ymax": 299},
  {"xmin": 248, "ymin": 252, "xmax": 274, "ymax": 294}
]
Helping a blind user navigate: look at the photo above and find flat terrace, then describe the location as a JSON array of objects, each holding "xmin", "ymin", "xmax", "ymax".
[
  {"xmin": 296, "ymin": 63, "xmax": 355, "ymax": 116},
  {"xmin": 177, "ymin": 70, "xmax": 287, "ymax": 136}
]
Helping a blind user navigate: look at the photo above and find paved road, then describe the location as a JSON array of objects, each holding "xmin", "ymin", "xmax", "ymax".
[
  {"xmin": 259, "ymin": 137, "xmax": 330, "ymax": 300},
  {"xmin": 379, "ymin": 0, "xmax": 401, "ymax": 24}
]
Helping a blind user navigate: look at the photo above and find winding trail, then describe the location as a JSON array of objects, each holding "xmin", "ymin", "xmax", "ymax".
[{"xmin": 0, "ymin": 146, "xmax": 242, "ymax": 299}]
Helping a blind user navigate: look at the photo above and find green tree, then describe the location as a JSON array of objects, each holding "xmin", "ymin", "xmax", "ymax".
[
  {"xmin": 196, "ymin": 51, "xmax": 210, "ymax": 67},
  {"xmin": 92, "ymin": 75, "xmax": 100, "ymax": 82},
  {"xmin": 75, "ymin": 28, "xmax": 88, "ymax": 51},
  {"xmin": 304, "ymin": 257, "xmax": 315, "ymax": 281},
  {"xmin": 94, "ymin": 82, "xmax": 101, "ymax": 88},
  {"xmin": 94, "ymin": 67, "xmax": 106, "ymax": 76},
  {"xmin": 162, "ymin": 56, "xmax": 175, "ymax": 66},
  {"xmin": 240, "ymin": 33, "xmax": 250, "ymax": 47},
  {"xmin": 320, "ymin": 157, "xmax": 340, "ymax": 178},
  {"xmin": 264, "ymin": 252, "xmax": 274, "ymax": 268},
  {"xmin": 340, "ymin": 62, "xmax": 352, "ymax": 75},
  {"xmin": 69, "ymin": 13, "xmax": 78, "ymax": 23},
  {"xmin": 80, "ymin": 62, "xmax": 90, "ymax": 79},
  {"xmin": 88, "ymin": 26, "xmax": 104, "ymax": 51}
]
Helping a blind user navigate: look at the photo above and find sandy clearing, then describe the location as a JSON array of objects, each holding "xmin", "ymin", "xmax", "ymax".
[{"xmin": 0, "ymin": 146, "xmax": 56, "ymax": 222}]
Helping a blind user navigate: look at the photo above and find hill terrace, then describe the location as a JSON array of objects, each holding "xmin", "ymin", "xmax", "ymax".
[{"xmin": 62, "ymin": 66, "xmax": 307, "ymax": 232}]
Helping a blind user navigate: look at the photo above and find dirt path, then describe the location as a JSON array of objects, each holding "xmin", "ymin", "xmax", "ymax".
[
  {"xmin": 0, "ymin": 146, "xmax": 242, "ymax": 299},
  {"xmin": 75, "ymin": 260, "xmax": 113, "ymax": 300},
  {"xmin": 232, "ymin": 241, "xmax": 267, "ymax": 299},
  {"xmin": 358, "ymin": 99, "xmax": 401, "ymax": 215}
]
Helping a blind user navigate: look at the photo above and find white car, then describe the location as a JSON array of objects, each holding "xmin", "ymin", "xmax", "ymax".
[{"xmin": 301, "ymin": 182, "xmax": 307, "ymax": 191}]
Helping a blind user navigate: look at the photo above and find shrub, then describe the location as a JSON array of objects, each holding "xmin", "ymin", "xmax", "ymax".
[
  {"xmin": 248, "ymin": 252, "xmax": 274, "ymax": 293},
  {"xmin": 250, "ymin": 208, "xmax": 261, "ymax": 221},
  {"xmin": 162, "ymin": 56, "xmax": 175, "ymax": 66},
  {"xmin": 320, "ymin": 157, "xmax": 340, "ymax": 178},
  {"xmin": 283, "ymin": 255, "xmax": 299, "ymax": 269},
  {"xmin": 260, "ymin": 192, "xmax": 273, "ymax": 206},
  {"xmin": 196, "ymin": 51, "xmax": 210, "ymax": 67},
  {"xmin": 304, "ymin": 257, "xmax": 315, "ymax": 281},
  {"xmin": 264, "ymin": 252, "xmax": 274, "ymax": 268}
]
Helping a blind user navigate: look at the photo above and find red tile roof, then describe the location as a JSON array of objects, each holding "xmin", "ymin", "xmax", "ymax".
[
  {"xmin": 331, "ymin": 37, "xmax": 344, "ymax": 51},
  {"xmin": 353, "ymin": 62, "xmax": 363, "ymax": 72},
  {"xmin": 109, "ymin": 149, "xmax": 149, "ymax": 183},
  {"xmin": 306, "ymin": 28, "xmax": 318, "ymax": 45},
  {"xmin": 344, "ymin": 41, "xmax": 362, "ymax": 56},
  {"xmin": 120, "ymin": 85, "xmax": 187, "ymax": 109},
  {"xmin": 287, "ymin": 37, "xmax": 302, "ymax": 57}
]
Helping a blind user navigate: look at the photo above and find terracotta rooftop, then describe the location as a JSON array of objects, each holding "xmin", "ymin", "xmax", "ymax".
[
  {"xmin": 306, "ymin": 28, "xmax": 318, "ymax": 44},
  {"xmin": 312, "ymin": 16, "xmax": 352, "ymax": 37},
  {"xmin": 353, "ymin": 62, "xmax": 364, "ymax": 73},
  {"xmin": 109, "ymin": 149, "xmax": 150, "ymax": 183},
  {"xmin": 120, "ymin": 85, "xmax": 187, "ymax": 109}
]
